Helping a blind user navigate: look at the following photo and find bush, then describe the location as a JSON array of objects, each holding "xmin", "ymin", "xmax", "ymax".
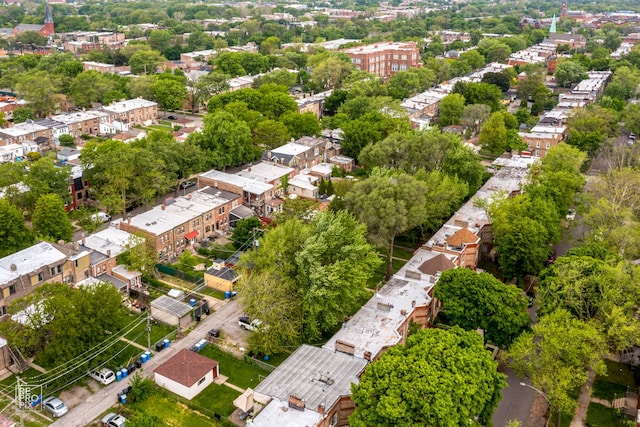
[{"xmin": 128, "ymin": 373, "xmax": 156, "ymax": 404}]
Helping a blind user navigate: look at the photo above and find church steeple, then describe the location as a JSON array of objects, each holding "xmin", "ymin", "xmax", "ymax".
[
  {"xmin": 550, "ymin": 14, "xmax": 557, "ymax": 33},
  {"xmin": 44, "ymin": 0, "xmax": 53, "ymax": 24}
]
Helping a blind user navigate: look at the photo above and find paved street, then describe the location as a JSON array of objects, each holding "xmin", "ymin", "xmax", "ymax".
[
  {"xmin": 50, "ymin": 297, "xmax": 243, "ymax": 427},
  {"xmin": 492, "ymin": 369, "xmax": 546, "ymax": 427}
]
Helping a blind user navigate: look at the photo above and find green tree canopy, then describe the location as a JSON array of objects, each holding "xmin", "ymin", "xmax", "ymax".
[
  {"xmin": 188, "ymin": 110, "xmax": 260, "ymax": 170},
  {"xmin": 435, "ymin": 268, "xmax": 530, "ymax": 347},
  {"xmin": 506, "ymin": 310, "xmax": 607, "ymax": 422},
  {"xmin": 32, "ymin": 194, "xmax": 73, "ymax": 243},
  {"xmin": 554, "ymin": 60, "xmax": 588, "ymax": 88},
  {"xmin": 350, "ymin": 327, "xmax": 506, "ymax": 427},
  {"xmin": 236, "ymin": 211, "xmax": 381, "ymax": 353},
  {"xmin": 344, "ymin": 170, "xmax": 427, "ymax": 279},
  {"xmin": 231, "ymin": 216, "xmax": 262, "ymax": 250},
  {"xmin": 0, "ymin": 200, "xmax": 33, "ymax": 257},
  {"xmin": 438, "ymin": 93, "xmax": 466, "ymax": 126}
]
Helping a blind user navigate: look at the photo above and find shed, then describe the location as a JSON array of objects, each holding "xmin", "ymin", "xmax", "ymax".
[
  {"xmin": 154, "ymin": 348, "xmax": 219, "ymax": 400},
  {"xmin": 204, "ymin": 259, "xmax": 239, "ymax": 292},
  {"xmin": 150, "ymin": 295, "xmax": 193, "ymax": 328}
]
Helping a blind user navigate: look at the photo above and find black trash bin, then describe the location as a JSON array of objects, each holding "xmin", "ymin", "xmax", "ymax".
[
  {"xmin": 127, "ymin": 364, "xmax": 136, "ymax": 374},
  {"xmin": 155, "ymin": 342, "xmax": 163, "ymax": 352},
  {"xmin": 202, "ymin": 301, "xmax": 210, "ymax": 315},
  {"xmin": 135, "ymin": 359, "xmax": 142, "ymax": 369},
  {"xmin": 208, "ymin": 328, "xmax": 220, "ymax": 338},
  {"xmin": 195, "ymin": 313, "xmax": 201, "ymax": 322}
]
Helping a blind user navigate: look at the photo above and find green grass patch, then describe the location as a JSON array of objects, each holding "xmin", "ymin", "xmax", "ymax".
[
  {"xmin": 123, "ymin": 319, "xmax": 177, "ymax": 348},
  {"xmin": 128, "ymin": 392, "xmax": 226, "ymax": 427},
  {"xmin": 586, "ymin": 402, "xmax": 630, "ymax": 427},
  {"xmin": 192, "ymin": 382, "xmax": 240, "ymax": 416},
  {"xmin": 199, "ymin": 344, "xmax": 269, "ymax": 389},
  {"xmin": 592, "ymin": 360, "xmax": 636, "ymax": 401}
]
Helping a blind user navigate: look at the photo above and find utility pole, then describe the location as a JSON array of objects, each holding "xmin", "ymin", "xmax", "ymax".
[{"xmin": 146, "ymin": 309, "xmax": 152, "ymax": 352}]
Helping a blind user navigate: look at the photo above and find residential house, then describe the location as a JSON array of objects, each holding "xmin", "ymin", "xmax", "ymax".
[
  {"xmin": 544, "ymin": 33, "xmax": 586, "ymax": 50},
  {"xmin": 101, "ymin": 98, "xmax": 158, "ymax": 127},
  {"xmin": 0, "ymin": 242, "xmax": 91, "ymax": 320},
  {"xmin": 235, "ymin": 162, "xmax": 294, "ymax": 196},
  {"xmin": 35, "ymin": 118, "xmax": 70, "ymax": 145},
  {"xmin": 287, "ymin": 174, "xmax": 319, "ymax": 199},
  {"xmin": 50, "ymin": 111, "xmax": 112, "ymax": 140},
  {"xmin": 0, "ymin": 121, "xmax": 52, "ymax": 150},
  {"xmin": 179, "ymin": 50, "xmax": 217, "ymax": 68},
  {"xmin": 154, "ymin": 349, "xmax": 219, "ymax": 400},
  {"xmin": 198, "ymin": 170, "xmax": 276, "ymax": 218},
  {"xmin": 251, "ymin": 345, "xmax": 367, "ymax": 427},
  {"xmin": 111, "ymin": 265, "xmax": 142, "ymax": 292},
  {"xmin": 296, "ymin": 90, "xmax": 332, "ymax": 118},
  {"xmin": 78, "ymin": 226, "xmax": 141, "ymax": 278},
  {"xmin": 0, "ymin": 144, "xmax": 23, "ymax": 163},
  {"xmin": 262, "ymin": 137, "xmax": 326, "ymax": 173},
  {"xmin": 117, "ymin": 187, "xmax": 240, "ymax": 260}
]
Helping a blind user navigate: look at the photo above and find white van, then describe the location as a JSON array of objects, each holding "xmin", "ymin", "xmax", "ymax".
[
  {"xmin": 89, "ymin": 368, "xmax": 115, "ymax": 385},
  {"xmin": 91, "ymin": 212, "xmax": 111, "ymax": 223}
]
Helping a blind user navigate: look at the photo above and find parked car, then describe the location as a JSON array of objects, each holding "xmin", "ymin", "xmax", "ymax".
[
  {"xmin": 42, "ymin": 397, "xmax": 68, "ymax": 417},
  {"xmin": 167, "ymin": 115, "xmax": 178, "ymax": 120},
  {"xmin": 179, "ymin": 180, "xmax": 196, "ymax": 189},
  {"xmin": 238, "ymin": 316, "xmax": 262, "ymax": 331},
  {"xmin": 101, "ymin": 412, "xmax": 127, "ymax": 427},
  {"xmin": 89, "ymin": 367, "xmax": 116, "ymax": 385},
  {"xmin": 90, "ymin": 212, "xmax": 111, "ymax": 223},
  {"xmin": 630, "ymin": 133, "xmax": 636, "ymax": 140},
  {"xmin": 565, "ymin": 208, "xmax": 576, "ymax": 221}
]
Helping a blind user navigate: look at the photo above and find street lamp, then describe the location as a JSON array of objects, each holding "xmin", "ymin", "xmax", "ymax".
[{"xmin": 519, "ymin": 382, "xmax": 550, "ymax": 427}]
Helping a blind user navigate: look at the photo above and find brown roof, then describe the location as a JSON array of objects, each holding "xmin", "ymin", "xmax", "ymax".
[
  {"xmin": 155, "ymin": 349, "xmax": 218, "ymax": 387},
  {"xmin": 418, "ymin": 254, "xmax": 456, "ymax": 276},
  {"xmin": 446, "ymin": 228, "xmax": 479, "ymax": 247}
]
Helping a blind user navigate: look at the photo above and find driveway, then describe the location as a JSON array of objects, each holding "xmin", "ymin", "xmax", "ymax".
[{"xmin": 49, "ymin": 297, "xmax": 244, "ymax": 427}]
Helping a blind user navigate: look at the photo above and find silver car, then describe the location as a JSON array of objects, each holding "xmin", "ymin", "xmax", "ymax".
[
  {"xmin": 42, "ymin": 396, "xmax": 68, "ymax": 417},
  {"xmin": 101, "ymin": 412, "xmax": 127, "ymax": 427}
]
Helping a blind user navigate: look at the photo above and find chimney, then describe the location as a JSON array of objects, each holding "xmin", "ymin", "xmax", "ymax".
[
  {"xmin": 73, "ymin": 241, "xmax": 79, "ymax": 251},
  {"xmin": 161, "ymin": 205, "xmax": 165, "ymax": 210},
  {"xmin": 107, "ymin": 249, "xmax": 112, "ymax": 258},
  {"xmin": 10, "ymin": 264, "xmax": 16, "ymax": 272},
  {"xmin": 317, "ymin": 404, "xmax": 325, "ymax": 415},
  {"xmin": 127, "ymin": 217, "xmax": 131, "ymax": 225},
  {"xmin": 81, "ymin": 233, "xmax": 86, "ymax": 245}
]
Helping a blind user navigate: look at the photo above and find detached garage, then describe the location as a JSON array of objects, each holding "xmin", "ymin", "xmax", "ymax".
[
  {"xmin": 150, "ymin": 295, "xmax": 193, "ymax": 329},
  {"xmin": 154, "ymin": 348, "xmax": 219, "ymax": 400}
]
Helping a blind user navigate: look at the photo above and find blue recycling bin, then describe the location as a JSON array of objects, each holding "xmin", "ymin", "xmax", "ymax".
[
  {"xmin": 145, "ymin": 350, "xmax": 152, "ymax": 359},
  {"xmin": 116, "ymin": 370, "xmax": 122, "ymax": 381},
  {"xmin": 121, "ymin": 368, "xmax": 128, "ymax": 378},
  {"xmin": 164, "ymin": 338, "xmax": 170, "ymax": 348},
  {"xmin": 119, "ymin": 394, "xmax": 127, "ymax": 404},
  {"xmin": 141, "ymin": 353, "xmax": 148, "ymax": 363},
  {"xmin": 225, "ymin": 291, "xmax": 231, "ymax": 299},
  {"xmin": 189, "ymin": 298, "xmax": 196, "ymax": 307}
]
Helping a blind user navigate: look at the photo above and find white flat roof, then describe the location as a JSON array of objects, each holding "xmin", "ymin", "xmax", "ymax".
[
  {"xmin": 270, "ymin": 142, "xmax": 310, "ymax": 157},
  {"xmin": 0, "ymin": 242, "xmax": 68, "ymax": 285},
  {"xmin": 247, "ymin": 399, "xmax": 322, "ymax": 427},
  {"xmin": 199, "ymin": 170, "xmax": 273, "ymax": 195},
  {"xmin": 236, "ymin": 162, "xmax": 294, "ymax": 183},
  {"xmin": 0, "ymin": 122, "xmax": 48, "ymax": 137},
  {"xmin": 81, "ymin": 227, "xmax": 139, "ymax": 257},
  {"xmin": 102, "ymin": 98, "xmax": 157, "ymax": 113},
  {"xmin": 52, "ymin": 111, "xmax": 106, "ymax": 124}
]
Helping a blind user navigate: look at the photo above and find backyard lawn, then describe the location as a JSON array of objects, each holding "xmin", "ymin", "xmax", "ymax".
[
  {"xmin": 123, "ymin": 319, "xmax": 177, "ymax": 348},
  {"xmin": 192, "ymin": 382, "xmax": 240, "ymax": 416},
  {"xmin": 592, "ymin": 360, "xmax": 636, "ymax": 401},
  {"xmin": 199, "ymin": 344, "xmax": 269, "ymax": 389},
  {"xmin": 128, "ymin": 392, "xmax": 228, "ymax": 427},
  {"xmin": 586, "ymin": 402, "xmax": 630, "ymax": 427}
]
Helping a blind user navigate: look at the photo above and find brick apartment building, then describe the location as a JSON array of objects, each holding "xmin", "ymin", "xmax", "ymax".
[{"xmin": 342, "ymin": 42, "xmax": 421, "ymax": 78}]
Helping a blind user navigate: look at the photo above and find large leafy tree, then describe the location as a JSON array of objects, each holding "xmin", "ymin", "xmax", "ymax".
[
  {"xmin": 82, "ymin": 139, "xmax": 169, "ymax": 217},
  {"xmin": 537, "ymin": 254, "xmax": 640, "ymax": 352},
  {"xmin": 438, "ymin": 93, "xmax": 466, "ymax": 126},
  {"xmin": 344, "ymin": 170, "xmax": 427, "ymax": 279},
  {"xmin": 479, "ymin": 111, "xmax": 508, "ymax": 154},
  {"xmin": 351, "ymin": 327, "xmax": 506, "ymax": 427},
  {"xmin": 0, "ymin": 282, "xmax": 131, "ymax": 368},
  {"xmin": 489, "ymin": 194, "xmax": 561, "ymax": 279},
  {"xmin": 14, "ymin": 70, "xmax": 62, "ymax": 117},
  {"xmin": 0, "ymin": 200, "xmax": 33, "ymax": 257},
  {"xmin": 506, "ymin": 310, "xmax": 607, "ymax": 425},
  {"xmin": 32, "ymin": 194, "xmax": 73, "ymax": 243},
  {"xmin": 23, "ymin": 157, "xmax": 71, "ymax": 214},
  {"xmin": 236, "ymin": 212, "xmax": 381, "ymax": 354},
  {"xmin": 554, "ymin": 60, "xmax": 588, "ymax": 88},
  {"xmin": 435, "ymin": 269, "xmax": 530, "ymax": 347},
  {"xmin": 188, "ymin": 110, "xmax": 260, "ymax": 170},
  {"xmin": 231, "ymin": 217, "xmax": 262, "ymax": 250},
  {"xmin": 252, "ymin": 119, "xmax": 290, "ymax": 149},
  {"xmin": 69, "ymin": 70, "xmax": 116, "ymax": 107}
]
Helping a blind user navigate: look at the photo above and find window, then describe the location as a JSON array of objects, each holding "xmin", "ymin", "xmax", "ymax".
[
  {"xmin": 197, "ymin": 376, "xmax": 207, "ymax": 386},
  {"xmin": 0, "ymin": 306, "xmax": 6, "ymax": 316},
  {"xmin": 205, "ymin": 213, "xmax": 212, "ymax": 221},
  {"xmin": 50, "ymin": 268, "xmax": 56, "ymax": 276},
  {"xmin": 393, "ymin": 54, "xmax": 399, "ymax": 59},
  {"xmin": 38, "ymin": 272, "xmax": 44, "ymax": 282},
  {"xmin": 330, "ymin": 413, "xmax": 338, "ymax": 426},
  {"xmin": 546, "ymin": 143, "xmax": 551, "ymax": 149},
  {"xmin": 401, "ymin": 54, "xmax": 407, "ymax": 60},
  {"xmin": 75, "ymin": 259, "xmax": 79, "ymax": 267},
  {"xmin": 391, "ymin": 63, "xmax": 399, "ymax": 71},
  {"xmin": 400, "ymin": 64, "xmax": 407, "ymax": 71},
  {"xmin": 9, "ymin": 285, "xmax": 16, "ymax": 295},
  {"xmin": 218, "ymin": 207, "xmax": 225, "ymax": 215},
  {"xmin": 57, "ymin": 265, "xmax": 62, "ymax": 274},
  {"xmin": 536, "ymin": 142, "xmax": 540, "ymax": 148}
]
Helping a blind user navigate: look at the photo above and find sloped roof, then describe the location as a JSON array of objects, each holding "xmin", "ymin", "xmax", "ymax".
[
  {"xmin": 418, "ymin": 253, "xmax": 456, "ymax": 276},
  {"xmin": 155, "ymin": 348, "xmax": 218, "ymax": 387},
  {"xmin": 446, "ymin": 227, "xmax": 479, "ymax": 247}
]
